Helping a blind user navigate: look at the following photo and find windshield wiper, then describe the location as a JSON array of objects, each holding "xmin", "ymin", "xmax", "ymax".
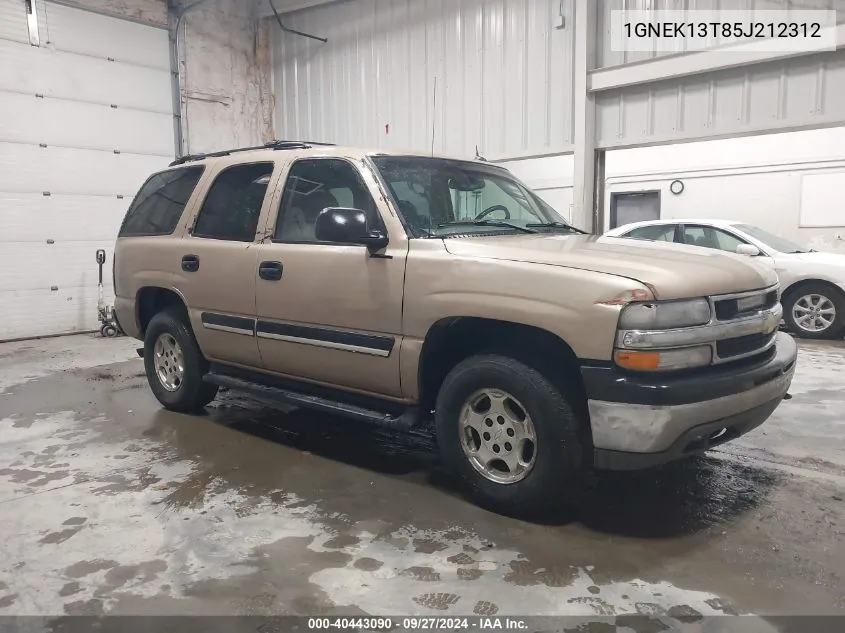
[
  {"xmin": 437, "ymin": 220, "xmax": 537, "ymax": 234},
  {"xmin": 525, "ymin": 221, "xmax": 588, "ymax": 234}
]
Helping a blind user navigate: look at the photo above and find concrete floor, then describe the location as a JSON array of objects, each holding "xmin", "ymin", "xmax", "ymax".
[{"xmin": 0, "ymin": 334, "xmax": 843, "ymax": 628}]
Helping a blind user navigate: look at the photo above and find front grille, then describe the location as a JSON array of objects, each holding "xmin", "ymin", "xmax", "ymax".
[
  {"xmin": 716, "ymin": 332, "xmax": 775, "ymax": 359},
  {"xmin": 714, "ymin": 289, "xmax": 778, "ymax": 321}
]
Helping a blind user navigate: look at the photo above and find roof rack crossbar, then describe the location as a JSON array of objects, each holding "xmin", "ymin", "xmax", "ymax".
[{"xmin": 168, "ymin": 139, "xmax": 335, "ymax": 166}]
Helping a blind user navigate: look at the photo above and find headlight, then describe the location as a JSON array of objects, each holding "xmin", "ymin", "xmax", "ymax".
[
  {"xmin": 618, "ymin": 298, "xmax": 711, "ymax": 330},
  {"xmin": 614, "ymin": 345, "xmax": 713, "ymax": 372}
]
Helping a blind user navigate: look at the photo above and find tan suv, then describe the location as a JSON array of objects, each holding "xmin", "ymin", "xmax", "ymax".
[{"xmin": 114, "ymin": 141, "xmax": 797, "ymax": 517}]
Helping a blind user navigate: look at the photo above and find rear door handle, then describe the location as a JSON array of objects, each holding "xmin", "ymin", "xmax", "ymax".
[
  {"xmin": 181, "ymin": 254, "xmax": 200, "ymax": 272},
  {"xmin": 259, "ymin": 261, "xmax": 283, "ymax": 281}
]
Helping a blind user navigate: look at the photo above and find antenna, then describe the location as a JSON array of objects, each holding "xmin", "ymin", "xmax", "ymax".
[{"xmin": 431, "ymin": 76, "xmax": 437, "ymax": 157}]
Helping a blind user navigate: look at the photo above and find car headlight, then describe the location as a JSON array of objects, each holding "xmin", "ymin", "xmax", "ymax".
[
  {"xmin": 614, "ymin": 346, "xmax": 713, "ymax": 371},
  {"xmin": 618, "ymin": 298, "xmax": 711, "ymax": 330}
]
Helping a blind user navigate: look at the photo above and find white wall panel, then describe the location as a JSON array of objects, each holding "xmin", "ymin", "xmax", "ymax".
[
  {"xmin": 0, "ymin": 242, "xmax": 115, "ymax": 292},
  {"xmin": 596, "ymin": 49, "xmax": 845, "ymax": 148},
  {"xmin": 0, "ymin": 142, "xmax": 170, "ymax": 196},
  {"xmin": 42, "ymin": 1, "xmax": 169, "ymax": 68},
  {"xmin": 273, "ymin": 0, "xmax": 575, "ymax": 158},
  {"xmin": 1, "ymin": 193, "xmax": 133, "ymax": 242},
  {"xmin": 596, "ymin": 0, "xmax": 845, "ymax": 69},
  {"xmin": 2, "ymin": 287, "xmax": 110, "ymax": 341},
  {"xmin": 0, "ymin": 92, "xmax": 172, "ymax": 155},
  {"xmin": 0, "ymin": 40, "xmax": 171, "ymax": 114},
  {"xmin": 0, "ymin": 0, "xmax": 173, "ymax": 340}
]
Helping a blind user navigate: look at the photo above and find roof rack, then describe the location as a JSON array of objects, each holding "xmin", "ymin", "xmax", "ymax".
[{"xmin": 169, "ymin": 139, "xmax": 337, "ymax": 167}]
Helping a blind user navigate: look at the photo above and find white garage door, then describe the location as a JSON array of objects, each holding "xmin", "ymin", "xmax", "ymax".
[{"xmin": 0, "ymin": 0, "xmax": 174, "ymax": 341}]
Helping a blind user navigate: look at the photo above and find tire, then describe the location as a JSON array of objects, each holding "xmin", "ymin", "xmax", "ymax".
[
  {"xmin": 103, "ymin": 325, "xmax": 118, "ymax": 338},
  {"xmin": 782, "ymin": 282, "xmax": 845, "ymax": 340},
  {"xmin": 143, "ymin": 309, "xmax": 218, "ymax": 412},
  {"xmin": 435, "ymin": 355, "xmax": 585, "ymax": 518}
]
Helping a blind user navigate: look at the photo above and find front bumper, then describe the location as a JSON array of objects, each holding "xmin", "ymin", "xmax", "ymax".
[{"xmin": 582, "ymin": 332, "xmax": 797, "ymax": 471}]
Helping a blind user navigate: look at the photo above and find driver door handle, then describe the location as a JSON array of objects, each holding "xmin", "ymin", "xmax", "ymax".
[
  {"xmin": 181, "ymin": 254, "xmax": 200, "ymax": 272},
  {"xmin": 259, "ymin": 261, "xmax": 283, "ymax": 281}
]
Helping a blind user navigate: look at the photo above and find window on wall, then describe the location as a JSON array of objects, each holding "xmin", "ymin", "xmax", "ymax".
[
  {"xmin": 274, "ymin": 159, "xmax": 377, "ymax": 243},
  {"xmin": 610, "ymin": 191, "xmax": 661, "ymax": 229},
  {"xmin": 192, "ymin": 163, "xmax": 274, "ymax": 242},
  {"xmin": 119, "ymin": 166, "xmax": 205, "ymax": 237}
]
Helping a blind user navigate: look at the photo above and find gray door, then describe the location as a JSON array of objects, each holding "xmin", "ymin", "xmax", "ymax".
[{"xmin": 610, "ymin": 191, "xmax": 661, "ymax": 229}]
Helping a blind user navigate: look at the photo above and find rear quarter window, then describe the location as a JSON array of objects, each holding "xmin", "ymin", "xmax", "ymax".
[{"xmin": 119, "ymin": 166, "xmax": 205, "ymax": 237}]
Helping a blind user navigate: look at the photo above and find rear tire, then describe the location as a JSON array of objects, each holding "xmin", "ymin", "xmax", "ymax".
[
  {"xmin": 144, "ymin": 309, "xmax": 218, "ymax": 412},
  {"xmin": 782, "ymin": 283, "xmax": 845, "ymax": 340},
  {"xmin": 435, "ymin": 355, "xmax": 585, "ymax": 518}
]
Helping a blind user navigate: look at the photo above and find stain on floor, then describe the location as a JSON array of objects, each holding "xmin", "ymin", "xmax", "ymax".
[{"xmin": 0, "ymin": 334, "xmax": 842, "ymax": 627}]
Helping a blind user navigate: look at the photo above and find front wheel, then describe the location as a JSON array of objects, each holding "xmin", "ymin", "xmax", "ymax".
[
  {"xmin": 435, "ymin": 355, "xmax": 585, "ymax": 518},
  {"xmin": 782, "ymin": 283, "xmax": 845, "ymax": 340},
  {"xmin": 143, "ymin": 309, "xmax": 218, "ymax": 412}
]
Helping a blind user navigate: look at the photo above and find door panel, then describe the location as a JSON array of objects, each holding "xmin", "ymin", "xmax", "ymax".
[
  {"xmin": 175, "ymin": 161, "xmax": 278, "ymax": 368},
  {"xmin": 178, "ymin": 240, "xmax": 261, "ymax": 367},
  {"xmin": 254, "ymin": 242, "xmax": 406, "ymax": 397}
]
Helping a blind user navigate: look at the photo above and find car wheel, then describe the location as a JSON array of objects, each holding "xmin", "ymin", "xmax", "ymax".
[
  {"xmin": 435, "ymin": 355, "xmax": 585, "ymax": 518},
  {"xmin": 782, "ymin": 283, "xmax": 845, "ymax": 340},
  {"xmin": 143, "ymin": 309, "xmax": 219, "ymax": 412}
]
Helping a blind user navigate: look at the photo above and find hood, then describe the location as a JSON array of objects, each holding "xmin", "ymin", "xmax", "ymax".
[
  {"xmin": 786, "ymin": 250, "xmax": 845, "ymax": 269},
  {"xmin": 773, "ymin": 250, "xmax": 845, "ymax": 284},
  {"xmin": 443, "ymin": 234, "xmax": 778, "ymax": 300}
]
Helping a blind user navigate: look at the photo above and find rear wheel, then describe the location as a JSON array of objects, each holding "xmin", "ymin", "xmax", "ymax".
[
  {"xmin": 782, "ymin": 283, "xmax": 845, "ymax": 340},
  {"xmin": 144, "ymin": 309, "xmax": 218, "ymax": 411},
  {"xmin": 435, "ymin": 355, "xmax": 585, "ymax": 518}
]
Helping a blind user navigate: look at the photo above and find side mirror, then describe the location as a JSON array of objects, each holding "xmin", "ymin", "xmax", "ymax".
[
  {"xmin": 96, "ymin": 249, "xmax": 106, "ymax": 265},
  {"xmin": 315, "ymin": 207, "xmax": 389, "ymax": 253},
  {"xmin": 735, "ymin": 244, "xmax": 761, "ymax": 257}
]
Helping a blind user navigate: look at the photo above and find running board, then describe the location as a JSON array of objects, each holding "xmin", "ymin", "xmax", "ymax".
[{"xmin": 203, "ymin": 372, "xmax": 420, "ymax": 429}]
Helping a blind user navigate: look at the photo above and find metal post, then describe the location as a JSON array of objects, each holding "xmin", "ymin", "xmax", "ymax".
[{"xmin": 572, "ymin": 0, "xmax": 599, "ymax": 233}]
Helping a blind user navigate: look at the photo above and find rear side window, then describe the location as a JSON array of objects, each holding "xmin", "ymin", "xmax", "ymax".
[
  {"xmin": 193, "ymin": 163, "xmax": 275, "ymax": 242},
  {"xmin": 119, "ymin": 166, "xmax": 204, "ymax": 237}
]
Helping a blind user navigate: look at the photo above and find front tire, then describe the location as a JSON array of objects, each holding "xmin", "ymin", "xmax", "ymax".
[
  {"xmin": 143, "ymin": 309, "xmax": 218, "ymax": 412},
  {"xmin": 435, "ymin": 355, "xmax": 585, "ymax": 518},
  {"xmin": 782, "ymin": 283, "xmax": 845, "ymax": 340}
]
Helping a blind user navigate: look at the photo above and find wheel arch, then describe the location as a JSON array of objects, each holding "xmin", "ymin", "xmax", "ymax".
[
  {"xmin": 781, "ymin": 278, "xmax": 845, "ymax": 302},
  {"xmin": 136, "ymin": 286, "xmax": 190, "ymax": 336},
  {"xmin": 417, "ymin": 317, "xmax": 589, "ymax": 434}
]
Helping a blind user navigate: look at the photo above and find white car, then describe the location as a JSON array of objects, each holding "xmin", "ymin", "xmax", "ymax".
[{"xmin": 605, "ymin": 219, "xmax": 845, "ymax": 340}]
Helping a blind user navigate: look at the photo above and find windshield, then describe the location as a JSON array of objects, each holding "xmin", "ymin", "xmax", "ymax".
[
  {"xmin": 734, "ymin": 224, "xmax": 808, "ymax": 253},
  {"xmin": 371, "ymin": 156, "xmax": 573, "ymax": 237}
]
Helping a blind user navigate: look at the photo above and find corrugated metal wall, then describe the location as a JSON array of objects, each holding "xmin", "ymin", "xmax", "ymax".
[
  {"xmin": 595, "ymin": 49, "xmax": 845, "ymax": 148},
  {"xmin": 273, "ymin": 0, "xmax": 575, "ymax": 158},
  {"xmin": 593, "ymin": 0, "xmax": 845, "ymax": 148},
  {"xmin": 595, "ymin": 0, "xmax": 845, "ymax": 69}
]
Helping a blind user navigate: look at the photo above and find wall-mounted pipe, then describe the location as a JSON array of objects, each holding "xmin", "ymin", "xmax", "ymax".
[
  {"xmin": 168, "ymin": 0, "xmax": 212, "ymax": 157},
  {"xmin": 268, "ymin": 0, "xmax": 327, "ymax": 43}
]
